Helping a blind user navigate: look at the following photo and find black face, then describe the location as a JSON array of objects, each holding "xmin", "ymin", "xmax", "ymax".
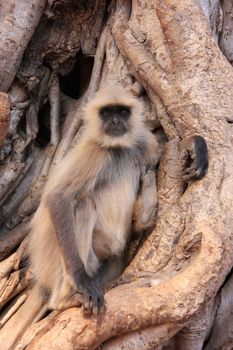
[{"xmin": 99, "ymin": 104, "xmax": 131, "ymax": 137}]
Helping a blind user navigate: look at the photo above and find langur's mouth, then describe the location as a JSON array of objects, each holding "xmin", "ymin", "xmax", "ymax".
[{"xmin": 104, "ymin": 126, "xmax": 127, "ymax": 137}]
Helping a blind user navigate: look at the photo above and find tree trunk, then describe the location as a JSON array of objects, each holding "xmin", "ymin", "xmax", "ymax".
[{"xmin": 0, "ymin": 0, "xmax": 232, "ymax": 349}]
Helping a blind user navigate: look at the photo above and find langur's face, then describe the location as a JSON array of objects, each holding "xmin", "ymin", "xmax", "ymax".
[{"xmin": 99, "ymin": 104, "xmax": 131, "ymax": 137}]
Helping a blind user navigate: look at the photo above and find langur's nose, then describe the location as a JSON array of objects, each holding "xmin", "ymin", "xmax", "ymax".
[{"xmin": 113, "ymin": 117, "xmax": 119, "ymax": 125}]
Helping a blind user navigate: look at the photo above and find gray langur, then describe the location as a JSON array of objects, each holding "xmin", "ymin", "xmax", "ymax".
[{"xmin": 0, "ymin": 86, "xmax": 208, "ymax": 349}]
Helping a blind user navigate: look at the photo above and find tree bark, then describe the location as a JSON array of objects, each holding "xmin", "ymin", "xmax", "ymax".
[
  {"xmin": 0, "ymin": 93, "xmax": 10, "ymax": 146},
  {"xmin": 0, "ymin": 0, "xmax": 46, "ymax": 92},
  {"xmin": 0, "ymin": 0, "xmax": 233, "ymax": 349}
]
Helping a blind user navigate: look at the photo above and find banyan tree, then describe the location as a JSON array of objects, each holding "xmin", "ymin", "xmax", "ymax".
[{"xmin": 0, "ymin": 0, "xmax": 232, "ymax": 349}]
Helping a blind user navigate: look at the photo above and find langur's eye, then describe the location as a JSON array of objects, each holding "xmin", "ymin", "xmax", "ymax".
[
  {"xmin": 121, "ymin": 110, "xmax": 128, "ymax": 116},
  {"xmin": 120, "ymin": 108, "xmax": 130, "ymax": 118},
  {"xmin": 100, "ymin": 109, "xmax": 110, "ymax": 119}
]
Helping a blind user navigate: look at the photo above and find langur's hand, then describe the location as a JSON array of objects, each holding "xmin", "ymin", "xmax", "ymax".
[
  {"xmin": 74, "ymin": 266, "xmax": 105, "ymax": 315},
  {"xmin": 182, "ymin": 135, "xmax": 208, "ymax": 182}
]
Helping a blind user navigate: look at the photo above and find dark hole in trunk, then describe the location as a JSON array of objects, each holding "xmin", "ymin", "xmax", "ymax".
[{"xmin": 60, "ymin": 52, "xmax": 94, "ymax": 99}]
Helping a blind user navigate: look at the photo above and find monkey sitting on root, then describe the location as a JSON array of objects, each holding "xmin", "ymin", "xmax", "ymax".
[{"xmin": 0, "ymin": 86, "xmax": 208, "ymax": 349}]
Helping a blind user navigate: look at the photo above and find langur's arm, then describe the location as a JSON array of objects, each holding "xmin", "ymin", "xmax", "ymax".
[
  {"xmin": 46, "ymin": 191, "xmax": 104, "ymax": 314},
  {"xmin": 132, "ymin": 132, "xmax": 160, "ymax": 235},
  {"xmin": 132, "ymin": 167, "xmax": 157, "ymax": 235}
]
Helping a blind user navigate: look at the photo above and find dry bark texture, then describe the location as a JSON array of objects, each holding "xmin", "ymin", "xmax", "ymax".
[
  {"xmin": 0, "ymin": 0, "xmax": 233, "ymax": 349},
  {"xmin": 0, "ymin": 93, "xmax": 10, "ymax": 146},
  {"xmin": 0, "ymin": 0, "xmax": 47, "ymax": 92}
]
